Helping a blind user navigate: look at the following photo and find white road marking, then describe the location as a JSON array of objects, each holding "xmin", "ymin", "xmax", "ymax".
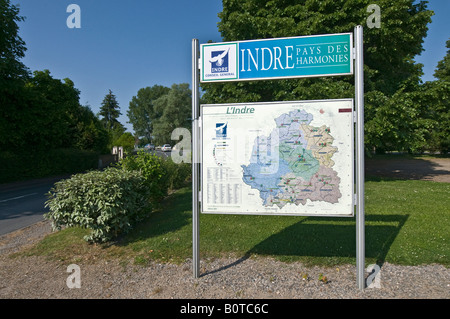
[{"xmin": 0, "ymin": 193, "xmax": 38, "ymax": 203}]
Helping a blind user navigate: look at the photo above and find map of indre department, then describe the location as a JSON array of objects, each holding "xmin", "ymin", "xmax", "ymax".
[
  {"xmin": 241, "ymin": 109, "xmax": 342, "ymax": 209},
  {"xmin": 201, "ymin": 99, "xmax": 353, "ymax": 216}
]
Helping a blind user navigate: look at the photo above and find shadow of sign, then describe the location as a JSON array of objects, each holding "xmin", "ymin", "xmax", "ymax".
[{"xmin": 246, "ymin": 214, "xmax": 408, "ymax": 264}]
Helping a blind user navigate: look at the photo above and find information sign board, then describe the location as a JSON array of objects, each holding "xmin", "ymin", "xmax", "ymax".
[{"xmin": 201, "ymin": 99, "xmax": 354, "ymax": 216}]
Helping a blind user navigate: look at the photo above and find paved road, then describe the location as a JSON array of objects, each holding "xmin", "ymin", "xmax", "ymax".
[{"xmin": 0, "ymin": 176, "xmax": 67, "ymax": 236}]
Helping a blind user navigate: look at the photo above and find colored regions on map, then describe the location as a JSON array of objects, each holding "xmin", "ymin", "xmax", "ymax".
[{"xmin": 241, "ymin": 109, "xmax": 342, "ymax": 209}]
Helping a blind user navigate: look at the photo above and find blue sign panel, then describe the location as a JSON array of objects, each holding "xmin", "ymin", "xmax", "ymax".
[{"xmin": 201, "ymin": 33, "xmax": 353, "ymax": 82}]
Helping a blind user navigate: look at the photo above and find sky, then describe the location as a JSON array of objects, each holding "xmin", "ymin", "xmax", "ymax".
[{"xmin": 13, "ymin": 0, "xmax": 449, "ymax": 134}]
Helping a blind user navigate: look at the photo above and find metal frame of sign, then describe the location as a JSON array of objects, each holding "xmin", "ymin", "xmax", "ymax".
[{"xmin": 192, "ymin": 26, "xmax": 365, "ymax": 290}]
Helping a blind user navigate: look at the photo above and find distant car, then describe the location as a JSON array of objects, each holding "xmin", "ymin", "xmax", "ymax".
[
  {"xmin": 161, "ymin": 144, "xmax": 171, "ymax": 152},
  {"xmin": 144, "ymin": 143, "xmax": 155, "ymax": 150}
]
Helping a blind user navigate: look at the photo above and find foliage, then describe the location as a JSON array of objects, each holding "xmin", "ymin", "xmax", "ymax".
[
  {"xmin": 2, "ymin": 68, "xmax": 110, "ymax": 154},
  {"xmin": 0, "ymin": 148, "xmax": 99, "ymax": 183},
  {"xmin": 99, "ymin": 89, "xmax": 130, "ymax": 151},
  {"xmin": 434, "ymin": 39, "xmax": 450, "ymax": 82},
  {"xmin": 161, "ymin": 156, "xmax": 192, "ymax": 190},
  {"xmin": 0, "ymin": 0, "xmax": 28, "ymax": 84},
  {"xmin": 365, "ymin": 74, "xmax": 449, "ymax": 154},
  {"xmin": 99, "ymin": 89, "xmax": 123, "ymax": 132},
  {"xmin": 44, "ymin": 168, "xmax": 151, "ymax": 243},
  {"xmin": 72, "ymin": 105, "xmax": 110, "ymax": 154},
  {"xmin": 127, "ymin": 83, "xmax": 191, "ymax": 146},
  {"xmin": 117, "ymin": 150, "xmax": 191, "ymax": 202},
  {"xmin": 202, "ymin": 0, "xmax": 440, "ymax": 154},
  {"xmin": 22, "ymin": 70, "xmax": 83, "ymax": 150},
  {"xmin": 151, "ymin": 83, "xmax": 192, "ymax": 145},
  {"xmin": 117, "ymin": 150, "xmax": 169, "ymax": 204},
  {"xmin": 0, "ymin": 2, "xmax": 119, "ymax": 185},
  {"xmin": 112, "ymin": 132, "xmax": 136, "ymax": 154},
  {"xmin": 411, "ymin": 80, "xmax": 449, "ymax": 154},
  {"xmin": 127, "ymin": 85, "xmax": 171, "ymax": 143},
  {"xmin": 0, "ymin": 68, "xmax": 110, "ymax": 183}
]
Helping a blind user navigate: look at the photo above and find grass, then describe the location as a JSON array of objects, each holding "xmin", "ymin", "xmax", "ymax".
[{"xmin": 19, "ymin": 179, "xmax": 449, "ymax": 268}]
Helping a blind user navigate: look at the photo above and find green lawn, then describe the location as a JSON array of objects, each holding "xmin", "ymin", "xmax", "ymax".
[{"xmin": 22, "ymin": 179, "xmax": 449, "ymax": 267}]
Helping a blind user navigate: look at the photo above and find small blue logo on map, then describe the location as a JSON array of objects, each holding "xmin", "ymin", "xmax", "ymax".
[
  {"xmin": 210, "ymin": 48, "xmax": 229, "ymax": 73},
  {"xmin": 215, "ymin": 122, "xmax": 227, "ymax": 138}
]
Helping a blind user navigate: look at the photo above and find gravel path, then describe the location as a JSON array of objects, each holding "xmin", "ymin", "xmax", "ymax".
[{"xmin": 0, "ymin": 220, "xmax": 448, "ymax": 299}]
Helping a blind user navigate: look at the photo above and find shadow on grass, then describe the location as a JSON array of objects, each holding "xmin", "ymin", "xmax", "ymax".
[
  {"xmin": 117, "ymin": 187, "xmax": 192, "ymax": 246},
  {"xmin": 247, "ymin": 214, "xmax": 408, "ymax": 264},
  {"xmin": 204, "ymin": 214, "xmax": 408, "ymax": 274}
]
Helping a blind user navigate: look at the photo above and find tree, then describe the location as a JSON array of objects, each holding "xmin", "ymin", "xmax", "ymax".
[
  {"xmin": 0, "ymin": 0, "xmax": 30, "ymax": 150},
  {"xmin": 99, "ymin": 89, "xmax": 125, "ymax": 149},
  {"xmin": 152, "ymin": 83, "xmax": 191, "ymax": 145},
  {"xmin": 434, "ymin": 39, "xmax": 450, "ymax": 82},
  {"xmin": 6, "ymin": 70, "xmax": 81, "ymax": 151},
  {"xmin": 202, "ymin": 0, "xmax": 433, "ymax": 154},
  {"xmin": 127, "ymin": 85, "xmax": 170, "ymax": 143},
  {"xmin": 213, "ymin": 0, "xmax": 432, "ymax": 97},
  {"xmin": 99, "ymin": 89, "xmax": 123, "ymax": 132},
  {"xmin": 113, "ymin": 132, "xmax": 136, "ymax": 154},
  {"xmin": 0, "ymin": 0, "xmax": 29, "ymax": 84},
  {"xmin": 72, "ymin": 104, "xmax": 110, "ymax": 153},
  {"xmin": 420, "ymin": 40, "xmax": 450, "ymax": 154},
  {"xmin": 0, "ymin": 2, "xmax": 114, "ymax": 181}
]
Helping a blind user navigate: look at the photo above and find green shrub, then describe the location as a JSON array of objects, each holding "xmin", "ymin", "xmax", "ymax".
[
  {"xmin": 44, "ymin": 167, "xmax": 151, "ymax": 242},
  {"xmin": 117, "ymin": 150, "xmax": 192, "ymax": 203},
  {"xmin": 118, "ymin": 150, "xmax": 168, "ymax": 203},
  {"xmin": 163, "ymin": 157, "xmax": 192, "ymax": 190}
]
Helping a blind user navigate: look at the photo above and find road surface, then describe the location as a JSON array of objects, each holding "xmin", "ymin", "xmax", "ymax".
[{"xmin": 0, "ymin": 176, "xmax": 67, "ymax": 236}]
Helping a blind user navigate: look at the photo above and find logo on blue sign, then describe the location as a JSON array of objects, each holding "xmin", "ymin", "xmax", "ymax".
[
  {"xmin": 210, "ymin": 48, "xmax": 229, "ymax": 73},
  {"xmin": 215, "ymin": 122, "xmax": 228, "ymax": 138}
]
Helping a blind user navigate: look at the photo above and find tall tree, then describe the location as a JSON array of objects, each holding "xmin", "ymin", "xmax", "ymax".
[
  {"xmin": 152, "ymin": 83, "xmax": 191, "ymax": 145},
  {"xmin": 0, "ymin": 0, "xmax": 30, "ymax": 150},
  {"xmin": 99, "ymin": 89, "xmax": 123, "ymax": 132},
  {"xmin": 72, "ymin": 104, "xmax": 110, "ymax": 153},
  {"xmin": 434, "ymin": 39, "xmax": 450, "ymax": 82},
  {"xmin": 203, "ymin": 0, "xmax": 433, "ymax": 153},
  {"xmin": 0, "ymin": 0, "xmax": 28, "ymax": 84},
  {"xmin": 24, "ymin": 70, "xmax": 81, "ymax": 150},
  {"xmin": 127, "ymin": 85, "xmax": 170, "ymax": 143},
  {"xmin": 205, "ymin": 0, "xmax": 432, "ymax": 102}
]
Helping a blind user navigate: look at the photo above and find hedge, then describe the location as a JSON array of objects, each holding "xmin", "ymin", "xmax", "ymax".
[{"xmin": 0, "ymin": 148, "xmax": 98, "ymax": 183}]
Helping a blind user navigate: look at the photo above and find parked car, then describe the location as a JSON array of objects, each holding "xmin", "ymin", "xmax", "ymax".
[{"xmin": 161, "ymin": 144, "xmax": 171, "ymax": 152}]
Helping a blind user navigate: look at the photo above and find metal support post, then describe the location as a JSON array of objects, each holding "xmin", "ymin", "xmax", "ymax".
[
  {"xmin": 192, "ymin": 39, "xmax": 200, "ymax": 278},
  {"xmin": 354, "ymin": 25, "xmax": 365, "ymax": 290}
]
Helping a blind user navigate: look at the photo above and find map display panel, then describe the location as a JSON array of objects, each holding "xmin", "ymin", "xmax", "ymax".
[{"xmin": 201, "ymin": 99, "xmax": 354, "ymax": 216}]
